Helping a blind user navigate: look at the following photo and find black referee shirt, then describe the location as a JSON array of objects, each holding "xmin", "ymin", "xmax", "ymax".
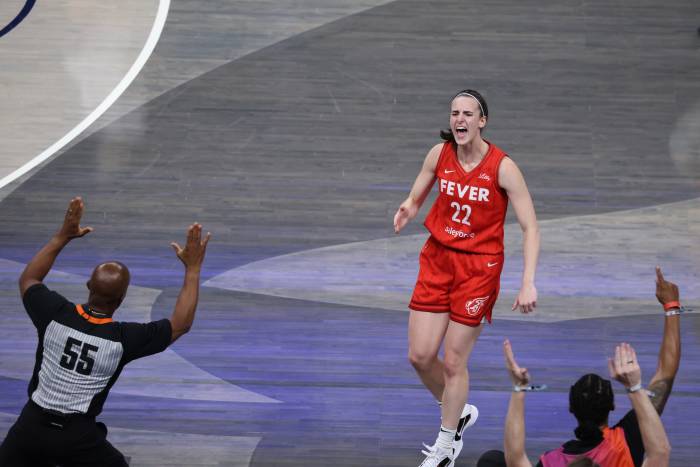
[{"xmin": 22, "ymin": 284, "xmax": 172, "ymax": 417}]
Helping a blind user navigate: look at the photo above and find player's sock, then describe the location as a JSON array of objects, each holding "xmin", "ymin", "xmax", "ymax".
[{"xmin": 436, "ymin": 426, "xmax": 456, "ymax": 451}]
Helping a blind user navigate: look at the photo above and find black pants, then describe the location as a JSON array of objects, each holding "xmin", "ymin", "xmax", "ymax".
[{"xmin": 0, "ymin": 401, "xmax": 128, "ymax": 467}]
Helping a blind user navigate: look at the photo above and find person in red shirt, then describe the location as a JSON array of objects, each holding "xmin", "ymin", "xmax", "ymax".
[{"xmin": 394, "ymin": 89, "xmax": 540, "ymax": 466}]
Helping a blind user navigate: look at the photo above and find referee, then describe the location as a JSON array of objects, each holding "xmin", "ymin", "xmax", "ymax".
[{"xmin": 0, "ymin": 197, "xmax": 210, "ymax": 466}]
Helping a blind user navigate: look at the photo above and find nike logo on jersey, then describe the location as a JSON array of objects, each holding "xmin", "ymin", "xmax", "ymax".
[
  {"xmin": 444, "ymin": 169, "xmax": 455, "ymax": 174},
  {"xmin": 478, "ymin": 172, "xmax": 491, "ymax": 181},
  {"xmin": 487, "ymin": 262, "xmax": 498, "ymax": 267}
]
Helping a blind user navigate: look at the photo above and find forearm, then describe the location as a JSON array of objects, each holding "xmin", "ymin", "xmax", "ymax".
[
  {"xmin": 647, "ymin": 315, "xmax": 680, "ymax": 413},
  {"xmin": 653, "ymin": 315, "xmax": 680, "ymax": 381},
  {"xmin": 170, "ymin": 267, "xmax": 201, "ymax": 342},
  {"xmin": 504, "ymin": 392, "xmax": 532, "ymax": 467},
  {"xmin": 628, "ymin": 391, "xmax": 671, "ymax": 463},
  {"xmin": 520, "ymin": 225, "xmax": 540, "ymax": 286},
  {"xmin": 19, "ymin": 235, "xmax": 70, "ymax": 289}
]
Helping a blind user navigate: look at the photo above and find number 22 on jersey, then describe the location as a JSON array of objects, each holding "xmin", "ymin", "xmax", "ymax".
[{"xmin": 450, "ymin": 202, "xmax": 472, "ymax": 225}]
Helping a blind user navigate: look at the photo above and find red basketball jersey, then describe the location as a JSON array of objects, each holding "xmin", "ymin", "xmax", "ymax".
[{"xmin": 423, "ymin": 141, "xmax": 509, "ymax": 254}]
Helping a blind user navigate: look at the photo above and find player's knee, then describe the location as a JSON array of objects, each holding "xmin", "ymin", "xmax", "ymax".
[
  {"xmin": 443, "ymin": 352, "xmax": 467, "ymax": 379},
  {"xmin": 408, "ymin": 349, "xmax": 437, "ymax": 372}
]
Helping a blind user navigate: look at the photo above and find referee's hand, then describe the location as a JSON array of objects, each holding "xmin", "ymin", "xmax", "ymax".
[
  {"xmin": 57, "ymin": 197, "xmax": 93, "ymax": 240},
  {"xmin": 171, "ymin": 223, "xmax": 211, "ymax": 270}
]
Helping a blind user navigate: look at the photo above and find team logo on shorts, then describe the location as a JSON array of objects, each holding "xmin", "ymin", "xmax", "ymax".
[{"xmin": 465, "ymin": 296, "xmax": 490, "ymax": 316}]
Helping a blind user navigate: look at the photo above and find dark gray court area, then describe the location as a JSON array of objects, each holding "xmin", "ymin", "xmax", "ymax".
[{"xmin": 1, "ymin": 0, "xmax": 699, "ymax": 465}]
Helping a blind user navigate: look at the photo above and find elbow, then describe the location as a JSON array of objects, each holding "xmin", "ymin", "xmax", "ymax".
[
  {"xmin": 504, "ymin": 453, "xmax": 530, "ymax": 467},
  {"xmin": 647, "ymin": 446, "xmax": 671, "ymax": 465},
  {"xmin": 525, "ymin": 223, "xmax": 540, "ymax": 237},
  {"xmin": 169, "ymin": 317, "xmax": 193, "ymax": 338},
  {"xmin": 176, "ymin": 324, "xmax": 192, "ymax": 336}
]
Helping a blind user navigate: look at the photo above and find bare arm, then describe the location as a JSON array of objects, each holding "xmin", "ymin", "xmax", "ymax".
[
  {"xmin": 504, "ymin": 392, "xmax": 533, "ymax": 467},
  {"xmin": 503, "ymin": 340, "xmax": 534, "ymax": 467},
  {"xmin": 393, "ymin": 143, "xmax": 441, "ymax": 234},
  {"xmin": 631, "ymin": 391, "xmax": 671, "ymax": 467},
  {"xmin": 647, "ymin": 267, "xmax": 681, "ymax": 414},
  {"xmin": 609, "ymin": 343, "xmax": 671, "ymax": 467},
  {"xmin": 169, "ymin": 223, "xmax": 211, "ymax": 343},
  {"xmin": 498, "ymin": 158, "xmax": 539, "ymax": 313},
  {"xmin": 19, "ymin": 197, "xmax": 92, "ymax": 296}
]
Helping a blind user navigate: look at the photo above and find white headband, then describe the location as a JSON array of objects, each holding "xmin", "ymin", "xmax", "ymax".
[{"xmin": 454, "ymin": 92, "xmax": 485, "ymax": 117}]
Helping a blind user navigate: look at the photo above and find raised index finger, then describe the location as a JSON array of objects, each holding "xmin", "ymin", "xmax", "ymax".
[
  {"xmin": 656, "ymin": 266, "xmax": 665, "ymax": 283},
  {"xmin": 503, "ymin": 339, "xmax": 518, "ymax": 368}
]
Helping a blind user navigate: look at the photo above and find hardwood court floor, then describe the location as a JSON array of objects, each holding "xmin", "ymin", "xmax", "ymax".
[{"xmin": 1, "ymin": 0, "xmax": 699, "ymax": 465}]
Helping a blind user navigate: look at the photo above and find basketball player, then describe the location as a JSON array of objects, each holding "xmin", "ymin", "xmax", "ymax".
[
  {"xmin": 0, "ymin": 197, "xmax": 210, "ymax": 466},
  {"xmin": 393, "ymin": 90, "xmax": 539, "ymax": 466}
]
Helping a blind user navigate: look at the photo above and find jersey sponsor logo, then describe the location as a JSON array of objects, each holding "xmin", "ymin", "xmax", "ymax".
[
  {"xmin": 478, "ymin": 172, "xmax": 491, "ymax": 181},
  {"xmin": 444, "ymin": 169, "xmax": 455, "ymax": 174},
  {"xmin": 465, "ymin": 296, "xmax": 490, "ymax": 316},
  {"xmin": 444, "ymin": 226, "xmax": 475, "ymax": 239},
  {"xmin": 439, "ymin": 178, "xmax": 490, "ymax": 202}
]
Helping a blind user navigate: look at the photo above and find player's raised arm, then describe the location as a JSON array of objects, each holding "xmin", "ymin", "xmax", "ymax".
[
  {"xmin": 169, "ymin": 223, "xmax": 211, "ymax": 343},
  {"xmin": 393, "ymin": 143, "xmax": 441, "ymax": 234}
]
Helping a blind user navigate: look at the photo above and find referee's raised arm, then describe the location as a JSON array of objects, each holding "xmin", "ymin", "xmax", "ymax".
[
  {"xmin": 19, "ymin": 196, "xmax": 93, "ymax": 296},
  {"xmin": 169, "ymin": 223, "xmax": 211, "ymax": 343}
]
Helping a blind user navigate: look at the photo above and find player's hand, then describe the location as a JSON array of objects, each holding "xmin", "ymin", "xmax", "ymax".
[
  {"xmin": 57, "ymin": 197, "xmax": 93, "ymax": 240},
  {"xmin": 171, "ymin": 223, "xmax": 211, "ymax": 270},
  {"xmin": 655, "ymin": 267, "xmax": 679, "ymax": 306},
  {"xmin": 503, "ymin": 339, "xmax": 530, "ymax": 386},
  {"xmin": 512, "ymin": 283, "xmax": 537, "ymax": 314},
  {"xmin": 608, "ymin": 342, "xmax": 642, "ymax": 390},
  {"xmin": 393, "ymin": 203, "xmax": 417, "ymax": 234}
]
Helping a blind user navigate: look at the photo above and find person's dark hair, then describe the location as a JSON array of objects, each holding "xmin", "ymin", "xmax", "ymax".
[
  {"xmin": 475, "ymin": 450, "xmax": 506, "ymax": 467},
  {"xmin": 440, "ymin": 89, "xmax": 489, "ymax": 141},
  {"xmin": 567, "ymin": 457, "xmax": 601, "ymax": 467},
  {"xmin": 569, "ymin": 374, "xmax": 615, "ymax": 444}
]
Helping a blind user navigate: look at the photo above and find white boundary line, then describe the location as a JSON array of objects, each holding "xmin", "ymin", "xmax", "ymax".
[{"xmin": 0, "ymin": 0, "xmax": 171, "ymax": 190}]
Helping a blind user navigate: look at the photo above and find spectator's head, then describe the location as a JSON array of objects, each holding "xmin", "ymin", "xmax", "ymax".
[
  {"xmin": 86, "ymin": 261, "xmax": 130, "ymax": 314},
  {"xmin": 569, "ymin": 374, "xmax": 615, "ymax": 443},
  {"xmin": 476, "ymin": 450, "xmax": 507, "ymax": 467},
  {"xmin": 568, "ymin": 457, "xmax": 601, "ymax": 467}
]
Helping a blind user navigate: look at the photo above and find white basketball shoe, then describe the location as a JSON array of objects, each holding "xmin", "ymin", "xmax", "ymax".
[{"xmin": 452, "ymin": 404, "xmax": 479, "ymax": 461}]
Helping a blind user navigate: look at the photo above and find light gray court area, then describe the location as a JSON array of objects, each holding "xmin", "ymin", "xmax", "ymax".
[{"xmin": 1, "ymin": 0, "xmax": 699, "ymax": 466}]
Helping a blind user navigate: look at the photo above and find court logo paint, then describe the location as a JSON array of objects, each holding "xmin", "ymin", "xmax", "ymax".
[{"xmin": 0, "ymin": 0, "xmax": 36, "ymax": 39}]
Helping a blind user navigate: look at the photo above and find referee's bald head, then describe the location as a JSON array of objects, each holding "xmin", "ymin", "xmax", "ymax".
[{"xmin": 86, "ymin": 262, "xmax": 130, "ymax": 314}]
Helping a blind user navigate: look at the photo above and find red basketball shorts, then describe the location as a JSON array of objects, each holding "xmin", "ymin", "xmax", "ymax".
[{"xmin": 409, "ymin": 236, "xmax": 504, "ymax": 326}]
